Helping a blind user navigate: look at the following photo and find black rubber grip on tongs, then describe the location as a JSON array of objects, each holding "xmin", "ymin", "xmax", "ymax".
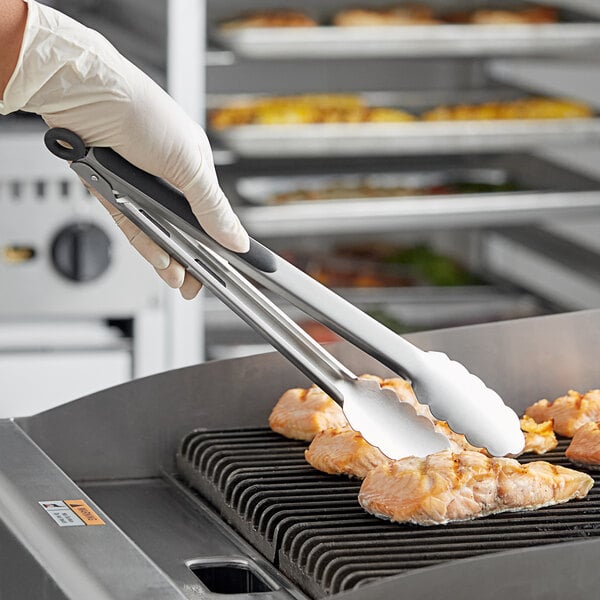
[{"xmin": 93, "ymin": 146, "xmax": 277, "ymax": 273}]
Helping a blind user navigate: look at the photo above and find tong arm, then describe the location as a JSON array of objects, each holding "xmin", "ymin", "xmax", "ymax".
[{"xmin": 72, "ymin": 162, "xmax": 357, "ymax": 407}]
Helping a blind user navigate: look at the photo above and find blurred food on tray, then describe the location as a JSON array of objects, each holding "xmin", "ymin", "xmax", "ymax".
[
  {"xmin": 219, "ymin": 4, "xmax": 559, "ymax": 30},
  {"xmin": 423, "ymin": 98, "xmax": 593, "ymax": 121},
  {"xmin": 284, "ymin": 243, "xmax": 481, "ymax": 288},
  {"xmin": 461, "ymin": 6, "xmax": 558, "ymax": 25},
  {"xmin": 298, "ymin": 313, "xmax": 410, "ymax": 342},
  {"xmin": 269, "ymin": 179, "xmax": 519, "ymax": 204},
  {"xmin": 333, "ymin": 5, "xmax": 441, "ymax": 26},
  {"xmin": 221, "ymin": 10, "xmax": 318, "ymax": 29},
  {"xmin": 297, "ymin": 321, "xmax": 341, "ymax": 344},
  {"xmin": 210, "ymin": 94, "xmax": 415, "ymax": 128},
  {"xmin": 210, "ymin": 95, "xmax": 593, "ymax": 129}
]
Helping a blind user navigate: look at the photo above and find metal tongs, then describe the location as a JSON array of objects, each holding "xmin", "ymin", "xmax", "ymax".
[{"xmin": 45, "ymin": 128, "xmax": 524, "ymax": 459}]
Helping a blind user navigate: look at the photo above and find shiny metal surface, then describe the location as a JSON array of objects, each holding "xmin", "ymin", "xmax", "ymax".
[
  {"xmin": 228, "ymin": 153, "xmax": 600, "ymax": 235},
  {"xmin": 3, "ymin": 309, "xmax": 599, "ymax": 599},
  {"xmin": 81, "ymin": 476, "xmax": 307, "ymax": 600},
  {"xmin": 216, "ymin": 118, "xmax": 600, "ymax": 158},
  {"xmin": 17, "ymin": 309, "xmax": 600, "ymax": 479},
  {"xmin": 74, "ymin": 149, "xmax": 450, "ymax": 459},
  {"xmin": 484, "ymin": 227, "xmax": 600, "ymax": 311},
  {"xmin": 236, "ymin": 167, "xmax": 520, "ymax": 206},
  {"xmin": 0, "ymin": 422, "xmax": 187, "ymax": 600},
  {"xmin": 215, "ymin": 22, "xmax": 600, "ymax": 60}
]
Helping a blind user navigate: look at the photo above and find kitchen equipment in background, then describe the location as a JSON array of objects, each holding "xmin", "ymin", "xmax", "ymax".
[
  {"xmin": 2, "ymin": 309, "xmax": 600, "ymax": 598},
  {"xmin": 0, "ymin": 120, "xmax": 165, "ymax": 417},
  {"xmin": 43, "ymin": 0, "xmax": 600, "ymax": 371}
]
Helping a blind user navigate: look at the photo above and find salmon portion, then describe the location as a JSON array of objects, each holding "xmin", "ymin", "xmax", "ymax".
[
  {"xmin": 305, "ymin": 420, "xmax": 480, "ymax": 479},
  {"xmin": 376, "ymin": 376, "xmax": 434, "ymax": 420},
  {"xmin": 269, "ymin": 375, "xmax": 423, "ymax": 442},
  {"xmin": 359, "ymin": 450, "xmax": 593, "ymax": 526},
  {"xmin": 305, "ymin": 415, "xmax": 554, "ymax": 481},
  {"xmin": 566, "ymin": 422, "xmax": 600, "ymax": 467},
  {"xmin": 305, "ymin": 426, "xmax": 390, "ymax": 478},
  {"xmin": 271, "ymin": 374, "xmax": 491, "ymax": 460},
  {"xmin": 374, "ymin": 376, "xmax": 485, "ymax": 453},
  {"xmin": 433, "ymin": 421, "xmax": 484, "ymax": 453},
  {"xmin": 525, "ymin": 389, "xmax": 600, "ymax": 437},
  {"xmin": 268, "ymin": 386, "xmax": 346, "ymax": 441},
  {"xmin": 520, "ymin": 416, "xmax": 558, "ymax": 455}
]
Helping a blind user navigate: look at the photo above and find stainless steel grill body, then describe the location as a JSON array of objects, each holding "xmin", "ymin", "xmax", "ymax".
[{"xmin": 1, "ymin": 309, "xmax": 599, "ymax": 599}]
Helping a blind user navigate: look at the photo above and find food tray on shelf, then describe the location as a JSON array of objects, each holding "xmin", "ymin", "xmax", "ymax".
[
  {"xmin": 203, "ymin": 237, "xmax": 548, "ymax": 359},
  {"xmin": 221, "ymin": 154, "xmax": 600, "ymax": 236},
  {"xmin": 204, "ymin": 284, "xmax": 547, "ymax": 360},
  {"xmin": 212, "ymin": 4, "xmax": 600, "ymax": 59},
  {"xmin": 210, "ymin": 89, "xmax": 600, "ymax": 158}
]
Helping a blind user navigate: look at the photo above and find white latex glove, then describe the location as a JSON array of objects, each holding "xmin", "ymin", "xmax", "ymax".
[{"xmin": 0, "ymin": 0, "xmax": 249, "ymax": 299}]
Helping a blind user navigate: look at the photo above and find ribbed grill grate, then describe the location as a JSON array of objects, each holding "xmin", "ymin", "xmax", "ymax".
[{"xmin": 177, "ymin": 428, "xmax": 600, "ymax": 598}]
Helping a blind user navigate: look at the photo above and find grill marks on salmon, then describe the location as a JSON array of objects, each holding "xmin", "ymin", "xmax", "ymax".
[
  {"xmin": 526, "ymin": 389, "xmax": 600, "ymax": 438},
  {"xmin": 271, "ymin": 380, "xmax": 594, "ymax": 526},
  {"xmin": 358, "ymin": 450, "xmax": 593, "ymax": 526},
  {"xmin": 519, "ymin": 416, "xmax": 558, "ymax": 455},
  {"xmin": 305, "ymin": 421, "xmax": 483, "ymax": 479},
  {"xmin": 566, "ymin": 422, "xmax": 600, "ymax": 468},
  {"xmin": 305, "ymin": 426, "xmax": 389, "ymax": 478},
  {"xmin": 305, "ymin": 416, "xmax": 556, "ymax": 481}
]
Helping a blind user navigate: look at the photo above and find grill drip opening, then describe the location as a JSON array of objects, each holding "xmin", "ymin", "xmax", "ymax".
[{"xmin": 188, "ymin": 559, "xmax": 276, "ymax": 595}]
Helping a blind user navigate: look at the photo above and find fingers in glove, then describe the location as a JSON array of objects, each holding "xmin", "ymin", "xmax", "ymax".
[
  {"xmin": 86, "ymin": 181, "xmax": 200, "ymax": 297},
  {"xmin": 94, "ymin": 192, "xmax": 171, "ymax": 270},
  {"xmin": 183, "ymin": 177, "xmax": 250, "ymax": 254},
  {"xmin": 154, "ymin": 259, "xmax": 185, "ymax": 289},
  {"xmin": 179, "ymin": 272, "xmax": 203, "ymax": 300},
  {"xmin": 181, "ymin": 125, "xmax": 250, "ymax": 254}
]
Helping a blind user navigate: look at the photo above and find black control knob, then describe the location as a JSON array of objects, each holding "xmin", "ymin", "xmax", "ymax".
[{"xmin": 51, "ymin": 223, "xmax": 111, "ymax": 282}]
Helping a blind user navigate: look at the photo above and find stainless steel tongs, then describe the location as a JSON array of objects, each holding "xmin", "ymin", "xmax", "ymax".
[{"xmin": 45, "ymin": 127, "xmax": 524, "ymax": 459}]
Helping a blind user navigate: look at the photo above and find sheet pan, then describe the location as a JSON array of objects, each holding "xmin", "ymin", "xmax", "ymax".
[
  {"xmin": 220, "ymin": 154, "xmax": 600, "ymax": 235},
  {"xmin": 211, "ymin": 89, "xmax": 600, "ymax": 158},
  {"xmin": 214, "ymin": 22, "xmax": 600, "ymax": 60}
]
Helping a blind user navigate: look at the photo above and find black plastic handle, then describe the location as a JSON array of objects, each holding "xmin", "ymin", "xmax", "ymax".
[
  {"xmin": 44, "ymin": 128, "xmax": 277, "ymax": 273},
  {"xmin": 44, "ymin": 127, "xmax": 87, "ymax": 161}
]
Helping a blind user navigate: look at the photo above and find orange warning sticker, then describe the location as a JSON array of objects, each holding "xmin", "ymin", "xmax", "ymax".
[{"xmin": 64, "ymin": 500, "xmax": 105, "ymax": 526}]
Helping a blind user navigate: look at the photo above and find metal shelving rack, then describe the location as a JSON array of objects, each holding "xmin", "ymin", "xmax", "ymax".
[
  {"xmin": 196, "ymin": 0, "xmax": 600, "ymax": 356},
  {"xmin": 11, "ymin": 0, "xmax": 598, "ymax": 362}
]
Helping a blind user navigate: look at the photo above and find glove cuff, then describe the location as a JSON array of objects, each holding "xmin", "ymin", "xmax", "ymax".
[{"xmin": 0, "ymin": 0, "xmax": 131, "ymax": 117}]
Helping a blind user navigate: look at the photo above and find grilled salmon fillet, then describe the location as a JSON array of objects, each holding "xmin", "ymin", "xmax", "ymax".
[
  {"xmin": 305, "ymin": 416, "xmax": 555, "ymax": 480},
  {"xmin": 520, "ymin": 416, "xmax": 557, "ymax": 455},
  {"xmin": 525, "ymin": 389, "xmax": 600, "ymax": 437},
  {"xmin": 566, "ymin": 422, "xmax": 600, "ymax": 468},
  {"xmin": 305, "ymin": 426, "xmax": 389, "ymax": 478},
  {"xmin": 271, "ymin": 374, "xmax": 492, "ymax": 459},
  {"xmin": 269, "ymin": 375, "xmax": 421, "ymax": 441},
  {"xmin": 268, "ymin": 386, "xmax": 346, "ymax": 441},
  {"xmin": 305, "ymin": 419, "xmax": 483, "ymax": 479},
  {"xmin": 359, "ymin": 450, "xmax": 593, "ymax": 526}
]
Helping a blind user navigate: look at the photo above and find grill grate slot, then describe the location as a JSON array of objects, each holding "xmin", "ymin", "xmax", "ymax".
[{"xmin": 177, "ymin": 430, "xmax": 600, "ymax": 597}]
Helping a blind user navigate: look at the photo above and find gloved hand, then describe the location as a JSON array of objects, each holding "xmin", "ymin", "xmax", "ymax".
[{"xmin": 0, "ymin": 0, "xmax": 249, "ymax": 299}]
